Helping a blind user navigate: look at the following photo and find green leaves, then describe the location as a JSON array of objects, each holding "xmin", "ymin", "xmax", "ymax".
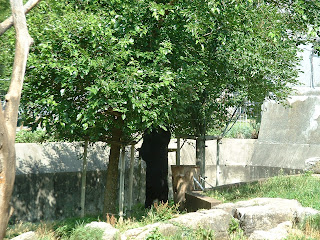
[{"xmin": 19, "ymin": 0, "xmax": 320, "ymax": 142}]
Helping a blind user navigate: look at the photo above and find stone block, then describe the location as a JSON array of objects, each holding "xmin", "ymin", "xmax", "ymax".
[{"xmin": 185, "ymin": 191, "xmax": 222, "ymax": 212}]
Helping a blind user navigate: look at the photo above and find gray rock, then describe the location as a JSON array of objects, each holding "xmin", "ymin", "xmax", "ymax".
[
  {"xmin": 119, "ymin": 198, "xmax": 320, "ymax": 239},
  {"xmin": 233, "ymin": 198, "xmax": 300, "ymax": 235},
  {"xmin": 169, "ymin": 208, "xmax": 232, "ymax": 239},
  {"xmin": 121, "ymin": 222, "xmax": 179, "ymax": 240},
  {"xmin": 85, "ymin": 222, "xmax": 119, "ymax": 240},
  {"xmin": 295, "ymin": 206, "xmax": 320, "ymax": 223},
  {"xmin": 10, "ymin": 231, "xmax": 37, "ymax": 240},
  {"xmin": 305, "ymin": 157, "xmax": 320, "ymax": 173},
  {"xmin": 249, "ymin": 221, "xmax": 292, "ymax": 240}
]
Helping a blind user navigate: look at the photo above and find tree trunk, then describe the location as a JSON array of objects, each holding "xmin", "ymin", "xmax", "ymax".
[
  {"xmin": 103, "ymin": 126, "xmax": 122, "ymax": 217},
  {"xmin": 0, "ymin": 0, "xmax": 41, "ymax": 35},
  {"xmin": 0, "ymin": 109, "xmax": 15, "ymax": 239},
  {"xmin": 0, "ymin": 0, "xmax": 40, "ymax": 238}
]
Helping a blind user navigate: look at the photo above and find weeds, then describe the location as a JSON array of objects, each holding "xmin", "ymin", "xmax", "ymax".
[
  {"xmin": 67, "ymin": 224, "xmax": 104, "ymax": 240},
  {"xmin": 142, "ymin": 202, "xmax": 180, "ymax": 224}
]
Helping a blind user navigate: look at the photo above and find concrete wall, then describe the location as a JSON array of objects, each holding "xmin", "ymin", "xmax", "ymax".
[
  {"xmin": 12, "ymin": 126, "xmax": 310, "ymax": 222},
  {"xmin": 250, "ymin": 88, "xmax": 320, "ymax": 172},
  {"xmin": 12, "ymin": 139, "xmax": 259, "ymax": 222}
]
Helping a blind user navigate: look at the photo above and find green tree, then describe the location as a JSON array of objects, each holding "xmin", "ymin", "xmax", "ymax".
[
  {"xmin": 20, "ymin": 0, "xmax": 320, "ymax": 215},
  {"xmin": 22, "ymin": 0, "xmax": 177, "ymax": 215}
]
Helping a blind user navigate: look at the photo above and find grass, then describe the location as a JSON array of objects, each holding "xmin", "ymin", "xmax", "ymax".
[
  {"xmin": 208, "ymin": 120, "xmax": 260, "ymax": 139},
  {"xmin": 5, "ymin": 173, "xmax": 320, "ymax": 239},
  {"xmin": 205, "ymin": 172, "xmax": 320, "ymax": 210}
]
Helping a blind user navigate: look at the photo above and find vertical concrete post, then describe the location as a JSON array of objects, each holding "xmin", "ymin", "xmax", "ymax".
[
  {"xmin": 196, "ymin": 136, "xmax": 206, "ymax": 182},
  {"xmin": 176, "ymin": 137, "xmax": 181, "ymax": 165},
  {"xmin": 80, "ymin": 139, "xmax": 89, "ymax": 218},
  {"xmin": 216, "ymin": 138, "xmax": 221, "ymax": 187},
  {"xmin": 128, "ymin": 144, "xmax": 135, "ymax": 213},
  {"xmin": 118, "ymin": 146, "xmax": 125, "ymax": 223}
]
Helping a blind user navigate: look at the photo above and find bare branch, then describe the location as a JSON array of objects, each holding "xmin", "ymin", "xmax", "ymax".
[
  {"xmin": 0, "ymin": 0, "xmax": 41, "ymax": 36},
  {"xmin": 4, "ymin": 0, "xmax": 34, "ymax": 143}
]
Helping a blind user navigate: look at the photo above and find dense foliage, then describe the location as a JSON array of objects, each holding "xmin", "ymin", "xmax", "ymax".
[{"xmin": 12, "ymin": 0, "xmax": 319, "ymax": 140}]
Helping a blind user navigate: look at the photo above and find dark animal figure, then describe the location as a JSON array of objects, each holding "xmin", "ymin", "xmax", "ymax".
[{"xmin": 140, "ymin": 128, "xmax": 171, "ymax": 208}]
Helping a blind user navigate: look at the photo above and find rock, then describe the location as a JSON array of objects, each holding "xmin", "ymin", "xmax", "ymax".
[
  {"xmin": 85, "ymin": 222, "xmax": 119, "ymax": 240},
  {"xmin": 169, "ymin": 209, "xmax": 232, "ymax": 239},
  {"xmin": 121, "ymin": 222, "xmax": 179, "ymax": 240},
  {"xmin": 103, "ymin": 198, "xmax": 320, "ymax": 239},
  {"xmin": 295, "ymin": 206, "xmax": 320, "ymax": 223},
  {"xmin": 249, "ymin": 221, "xmax": 292, "ymax": 240},
  {"xmin": 305, "ymin": 157, "xmax": 320, "ymax": 173},
  {"xmin": 232, "ymin": 198, "xmax": 301, "ymax": 235},
  {"xmin": 211, "ymin": 202, "xmax": 236, "ymax": 215},
  {"xmin": 10, "ymin": 231, "xmax": 37, "ymax": 240}
]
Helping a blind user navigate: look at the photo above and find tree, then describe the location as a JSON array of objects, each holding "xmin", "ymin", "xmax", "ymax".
[
  {"xmin": 0, "ymin": 0, "xmax": 41, "ymax": 238},
  {"xmin": 20, "ymin": 0, "xmax": 320, "ymax": 215},
  {"xmin": 22, "ymin": 0, "xmax": 177, "ymax": 215}
]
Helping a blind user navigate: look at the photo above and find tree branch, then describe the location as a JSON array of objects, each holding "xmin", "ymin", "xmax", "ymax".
[
  {"xmin": 0, "ymin": 0, "xmax": 41, "ymax": 36},
  {"xmin": 4, "ymin": 0, "xmax": 34, "ymax": 144}
]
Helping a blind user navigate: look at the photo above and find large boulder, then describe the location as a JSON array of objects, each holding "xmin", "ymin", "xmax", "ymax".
[
  {"xmin": 169, "ymin": 209, "xmax": 232, "ymax": 239},
  {"xmin": 249, "ymin": 221, "xmax": 293, "ymax": 240},
  {"xmin": 85, "ymin": 222, "xmax": 119, "ymax": 240},
  {"xmin": 214, "ymin": 198, "xmax": 319, "ymax": 237},
  {"xmin": 120, "ymin": 198, "xmax": 320, "ymax": 239},
  {"xmin": 233, "ymin": 198, "xmax": 300, "ymax": 235},
  {"xmin": 121, "ymin": 208, "xmax": 232, "ymax": 239}
]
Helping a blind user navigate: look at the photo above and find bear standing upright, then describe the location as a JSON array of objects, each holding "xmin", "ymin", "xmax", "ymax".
[{"xmin": 140, "ymin": 128, "xmax": 171, "ymax": 208}]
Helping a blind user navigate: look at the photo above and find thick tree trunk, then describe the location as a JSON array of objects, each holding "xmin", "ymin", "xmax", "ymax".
[
  {"xmin": 0, "ymin": 0, "xmax": 40, "ymax": 237},
  {"xmin": 0, "ymin": 109, "xmax": 15, "ymax": 239},
  {"xmin": 103, "ymin": 126, "xmax": 122, "ymax": 216}
]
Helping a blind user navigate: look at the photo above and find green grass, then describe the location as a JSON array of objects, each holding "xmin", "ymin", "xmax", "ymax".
[
  {"xmin": 208, "ymin": 120, "xmax": 260, "ymax": 139},
  {"xmin": 205, "ymin": 172, "xmax": 320, "ymax": 210},
  {"xmin": 15, "ymin": 129, "xmax": 56, "ymax": 143}
]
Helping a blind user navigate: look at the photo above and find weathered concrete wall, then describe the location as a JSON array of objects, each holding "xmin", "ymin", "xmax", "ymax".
[
  {"xmin": 12, "ymin": 127, "xmax": 310, "ymax": 222},
  {"xmin": 250, "ymin": 88, "xmax": 320, "ymax": 172},
  {"xmin": 12, "ymin": 142, "xmax": 146, "ymax": 222},
  {"xmin": 12, "ymin": 139, "xmax": 258, "ymax": 222}
]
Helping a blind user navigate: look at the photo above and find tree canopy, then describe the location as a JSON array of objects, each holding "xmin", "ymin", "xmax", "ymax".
[
  {"xmin": 16, "ymin": 0, "xmax": 320, "ymax": 139},
  {"xmin": 21, "ymin": 0, "xmax": 177, "ymax": 142}
]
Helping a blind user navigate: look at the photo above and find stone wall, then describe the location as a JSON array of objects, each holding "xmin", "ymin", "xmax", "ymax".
[{"xmin": 11, "ymin": 136, "xmax": 305, "ymax": 222}]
